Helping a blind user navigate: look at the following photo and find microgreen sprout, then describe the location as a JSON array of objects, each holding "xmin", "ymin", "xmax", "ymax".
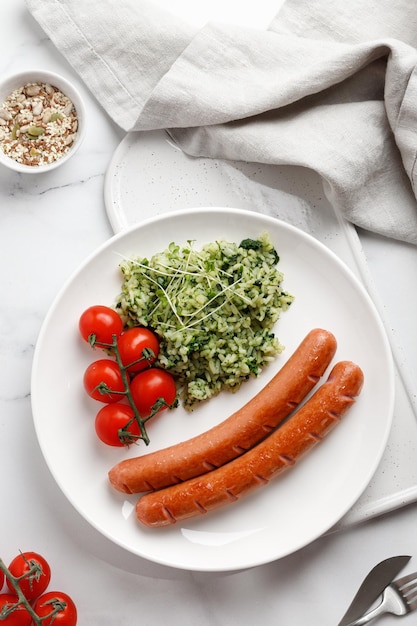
[{"xmin": 117, "ymin": 247, "xmax": 252, "ymax": 333}]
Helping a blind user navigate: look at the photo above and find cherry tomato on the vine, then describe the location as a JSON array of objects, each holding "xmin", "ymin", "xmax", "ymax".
[
  {"xmin": 79, "ymin": 305, "xmax": 123, "ymax": 346},
  {"xmin": 6, "ymin": 552, "xmax": 51, "ymax": 602},
  {"xmin": 130, "ymin": 368, "xmax": 177, "ymax": 418},
  {"xmin": 33, "ymin": 591, "xmax": 77, "ymax": 626},
  {"xmin": 0, "ymin": 594, "xmax": 31, "ymax": 626},
  {"xmin": 83, "ymin": 359, "xmax": 126, "ymax": 403},
  {"xmin": 95, "ymin": 403, "xmax": 141, "ymax": 446},
  {"xmin": 0, "ymin": 569, "xmax": 4, "ymax": 591},
  {"xmin": 117, "ymin": 327, "xmax": 160, "ymax": 373}
]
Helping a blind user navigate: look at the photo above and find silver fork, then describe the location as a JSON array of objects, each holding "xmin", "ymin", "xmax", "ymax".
[{"xmin": 345, "ymin": 571, "xmax": 417, "ymax": 625}]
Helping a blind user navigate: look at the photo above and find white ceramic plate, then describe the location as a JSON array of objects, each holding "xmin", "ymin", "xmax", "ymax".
[{"xmin": 31, "ymin": 207, "xmax": 394, "ymax": 572}]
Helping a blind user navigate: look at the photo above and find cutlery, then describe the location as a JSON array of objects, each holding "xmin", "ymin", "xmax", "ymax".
[
  {"xmin": 338, "ymin": 555, "xmax": 411, "ymax": 626},
  {"xmin": 344, "ymin": 570, "xmax": 417, "ymax": 625}
]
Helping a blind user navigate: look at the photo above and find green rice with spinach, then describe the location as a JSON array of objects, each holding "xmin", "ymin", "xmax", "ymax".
[{"xmin": 115, "ymin": 232, "xmax": 294, "ymax": 409}]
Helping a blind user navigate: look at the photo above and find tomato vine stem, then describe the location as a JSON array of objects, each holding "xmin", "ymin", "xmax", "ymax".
[
  {"xmin": 0, "ymin": 556, "xmax": 61, "ymax": 624},
  {"xmin": 88, "ymin": 334, "xmax": 177, "ymax": 446}
]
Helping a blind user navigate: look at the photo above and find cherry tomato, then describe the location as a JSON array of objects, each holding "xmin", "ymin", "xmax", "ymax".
[
  {"xmin": 83, "ymin": 359, "xmax": 126, "ymax": 403},
  {"xmin": 33, "ymin": 591, "xmax": 77, "ymax": 626},
  {"xmin": 0, "ymin": 594, "xmax": 31, "ymax": 625},
  {"xmin": 95, "ymin": 403, "xmax": 142, "ymax": 446},
  {"xmin": 0, "ymin": 569, "xmax": 4, "ymax": 591},
  {"xmin": 117, "ymin": 327, "xmax": 160, "ymax": 373},
  {"xmin": 6, "ymin": 552, "xmax": 51, "ymax": 602},
  {"xmin": 79, "ymin": 305, "xmax": 123, "ymax": 346},
  {"xmin": 130, "ymin": 368, "xmax": 177, "ymax": 418}
]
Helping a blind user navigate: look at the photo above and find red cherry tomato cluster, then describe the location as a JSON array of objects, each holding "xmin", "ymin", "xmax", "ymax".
[
  {"xmin": 0, "ymin": 552, "xmax": 77, "ymax": 625},
  {"xmin": 79, "ymin": 305, "xmax": 177, "ymax": 447}
]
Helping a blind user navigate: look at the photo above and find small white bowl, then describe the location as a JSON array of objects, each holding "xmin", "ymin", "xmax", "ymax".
[{"xmin": 0, "ymin": 69, "xmax": 86, "ymax": 173}]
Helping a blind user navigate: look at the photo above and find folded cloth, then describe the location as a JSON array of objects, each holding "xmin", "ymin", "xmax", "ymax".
[{"xmin": 25, "ymin": 0, "xmax": 417, "ymax": 243}]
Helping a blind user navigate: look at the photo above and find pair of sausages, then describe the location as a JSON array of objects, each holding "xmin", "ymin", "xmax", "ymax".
[
  {"xmin": 108, "ymin": 329, "xmax": 364, "ymax": 527},
  {"xmin": 109, "ymin": 328, "xmax": 337, "ymax": 493}
]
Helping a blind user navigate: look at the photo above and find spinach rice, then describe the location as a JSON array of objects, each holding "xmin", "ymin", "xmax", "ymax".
[{"xmin": 115, "ymin": 232, "xmax": 294, "ymax": 409}]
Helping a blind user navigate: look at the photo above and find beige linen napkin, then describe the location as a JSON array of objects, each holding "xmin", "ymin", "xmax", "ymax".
[{"xmin": 25, "ymin": 0, "xmax": 417, "ymax": 243}]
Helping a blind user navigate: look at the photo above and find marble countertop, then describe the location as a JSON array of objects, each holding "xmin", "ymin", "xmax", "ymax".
[{"xmin": 1, "ymin": 1, "xmax": 417, "ymax": 624}]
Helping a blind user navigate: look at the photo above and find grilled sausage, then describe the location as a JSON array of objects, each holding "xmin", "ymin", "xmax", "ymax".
[
  {"xmin": 136, "ymin": 360, "xmax": 364, "ymax": 527},
  {"xmin": 109, "ymin": 328, "xmax": 337, "ymax": 494}
]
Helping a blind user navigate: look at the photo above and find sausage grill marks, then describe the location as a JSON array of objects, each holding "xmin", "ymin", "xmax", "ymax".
[
  {"xmin": 108, "ymin": 328, "xmax": 337, "ymax": 494},
  {"xmin": 135, "ymin": 360, "xmax": 364, "ymax": 527}
]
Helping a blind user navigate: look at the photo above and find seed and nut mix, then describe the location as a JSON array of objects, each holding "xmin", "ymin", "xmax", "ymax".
[{"xmin": 0, "ymin": 81, "xmax": 78, "ymax": 167}]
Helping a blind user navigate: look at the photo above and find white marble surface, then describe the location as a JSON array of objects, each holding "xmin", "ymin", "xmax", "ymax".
[{"xmin": 1, "ymin": 1, "xmax": 417, "ymax": 624}]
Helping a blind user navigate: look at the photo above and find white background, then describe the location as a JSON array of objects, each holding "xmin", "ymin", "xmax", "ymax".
[{"xmin": 1, "ymin": 1, "xmax": 417, "ymax": 624}]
